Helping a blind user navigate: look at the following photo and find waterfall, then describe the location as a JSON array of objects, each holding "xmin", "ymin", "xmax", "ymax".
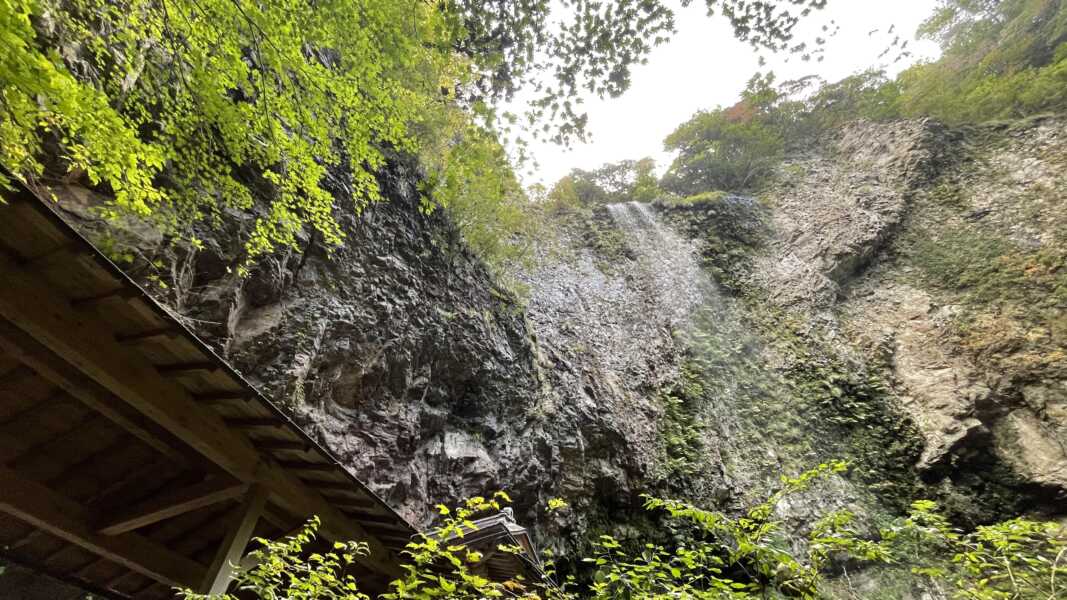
[{"xmin": 605, "ymin": 201, "xmax": 718, "ymax": 331}]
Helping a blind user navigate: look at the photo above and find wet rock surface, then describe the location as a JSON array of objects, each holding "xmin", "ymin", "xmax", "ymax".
[
  {"xmin": 54, "ymin": 160, "xmax": 549, "ymax": 526},
  {"xmin": 52, "ymin": 117, "xmax": 1066, "ymax": 562},
  {"xmin": 754, "ymin": 118, "xmax": 1067, "ymax": 517}
]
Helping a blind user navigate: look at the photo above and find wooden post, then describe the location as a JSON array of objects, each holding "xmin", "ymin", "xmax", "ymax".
[{"xmin": 199, "ymin": 484, "xmax": 268, "ymax": 595}]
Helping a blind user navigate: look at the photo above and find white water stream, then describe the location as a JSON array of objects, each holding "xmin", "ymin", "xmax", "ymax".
[{"xmin": 605, "ymin": 201, "xmax": 720, "ymax": 333}]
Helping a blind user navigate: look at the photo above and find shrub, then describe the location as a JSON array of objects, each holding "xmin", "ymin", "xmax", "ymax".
[{"xmin": 181, "ymin": 466, "xmax": 1066, "ymax": 599}]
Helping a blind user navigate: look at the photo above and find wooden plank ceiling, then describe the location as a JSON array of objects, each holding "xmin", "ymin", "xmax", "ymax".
[{"xmin": 0, "ymin": 180, "xmax": 416, "ymax": 598}]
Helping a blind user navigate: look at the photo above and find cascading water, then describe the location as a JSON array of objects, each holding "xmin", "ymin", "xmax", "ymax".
[
  {"xmin": 603, "ymin": 200, "xmax": 819, "ymax": 505},
  {"xmin": 520, "ymin": 195, "xmax": 869, "ymax": 531},
  {"xmin": 604, "ymin": 201, "xmax": 719, "ymax": 331}
]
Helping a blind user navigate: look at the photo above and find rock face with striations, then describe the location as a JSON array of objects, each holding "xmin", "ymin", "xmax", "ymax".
[
  {"xmin": 55, "ymin": 159, "xmax": 548, "ymax": 526},
  {"xmin": 55, "ymin": 116, "xmax": 1066, "ymax": 560}
]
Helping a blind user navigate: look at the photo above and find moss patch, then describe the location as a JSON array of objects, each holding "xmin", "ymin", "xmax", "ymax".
[
  {"xmin": 656, "ymin": 362, "xmax": 708, "ymax": 483},
  {"xmin": 657, "ymin": 195, "xmax": 770, "ymax": 293},
  {"xmin": 896, "ymin": 162, "xmax": 1067, "ymax": 383},
  {"xmin": 584, "ymin": 206, "xmax": 635, "ymax": 272},
  {"xmin": 749, "ymin": 303, "xmax": 927, "ymax": 513}
]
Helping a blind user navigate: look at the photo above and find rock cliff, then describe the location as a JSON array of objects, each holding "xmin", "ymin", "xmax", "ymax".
[{"xmin": 54, "ymin": 116, "xmax": 1066, "ymax": 560}]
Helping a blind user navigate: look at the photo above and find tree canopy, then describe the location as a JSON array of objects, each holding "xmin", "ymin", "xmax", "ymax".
[
  {"xmin": 547, "ymin": 158, "xmax": 661, "ymax": 210},
  {"xmin": 896, "ymin": 0, "xmax": 1067, "ymax": 123},
  {"xmin": 661, "ymin": 75, "xmax": 785, "ymax": 195},
  {"xmin": 0, "ymin": 0, "xmax": 830, "ymax": 264},
  {"xmin": 651, "ymin": 0, "xmax": 1067, "ymax": 198}
]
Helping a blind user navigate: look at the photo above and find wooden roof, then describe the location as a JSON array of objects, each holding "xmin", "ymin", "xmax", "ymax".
[
  {"xmin": 0, "ymin": 178, "xmax": 416, "ymax": 598},
  {"xmin": 446, "ymin": 510, "xmax": 543, "ymax": 584}
]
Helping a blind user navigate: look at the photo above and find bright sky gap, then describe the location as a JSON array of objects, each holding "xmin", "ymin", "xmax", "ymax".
[{"xmin": 512, "ymin": 0, "xmax": 941, "ymax": 187}]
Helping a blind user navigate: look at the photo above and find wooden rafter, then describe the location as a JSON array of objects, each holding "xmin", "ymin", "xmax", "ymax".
[
  {"xmin": 97, "ymin": 477, "xmax": 248, "ymax": 536},
  {"xmin": 115, "ymin": 327, "xmax": 178, "ymax": 345},
  {"xmin": 0, "ymin": 318, "xmax": 190, "ymax": 466},
  {"xmin": 1, "ymin": 410, "xmax": 103, "ymax": 465},
  {"xmin": 0, "ymin": 252, "xmax": 402, "ymax": 576},
  {"xmin": 0, "ymin": 467, "xmax": 205, "ymax": 588},
  {"xmin": 252, "ymin": 439, "xmax": 310, "ymax": 452},
  {"xmin": 22, "ymin": 241, "xmax": 88, "ymax": 266},
  {"xmin": 223, "ymin": 417, "xmax": 281, "ymax": 429},
  {"xmin": 154, "ymin": 361, "xmax": 220, "ymax": 376},
  {"xmin": 276, "ymin": 460, "xmax": 335, "ymax": 471},
  {"xmin": 69, "ymin": 287, "xmax": 136, "ymax": 306},
  {"xmin": 192, "ymin": 389, "xmax": 253, "ymax": 403}
]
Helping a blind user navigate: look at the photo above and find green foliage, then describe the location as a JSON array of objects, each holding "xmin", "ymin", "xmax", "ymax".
[
  {"xmin": 385, "ymin": 491, "xmax": 547, "ymax": 599},
  {"xmin": 897, "ymin": 187, "xmax": 1067, "ymax": 389},
  {"xmin": 660, "ymin": 68, "xmax": 904, "ymax": 195},
  {"xmin": 662, "ymin": 0, "xmax": 1067, "ymax": 202},
  {"xmin": 630, "ymin": 158, "xmax": 660, "ymax": 203},
  {"xmin": 1, "ymin": 0, "xmax": 831, "ymax": 265},
  {"xmin": 637, "ymin": 461, "xmax": 860, "ymax": 599},
  {"xmin": 659, "ymin": 191, "xmax": 729, "ymax": 208},
  {"xmin": 558, "ymin": 462, "xmax": 862, "ymax": 599},
  {"xmin": 897, "ymin": 0, "xmax": 1067, "ymax": 123},
  {"xmin": 662, "ymin": 83, "xmax": 785, "ymax": 194},
  {"xmin": 179, "ymin": 469, "xmax": 1066, "ymax": 600},
  {"xmin": 423, "ymin": 121, "xmax": 534, "ymax": 276},
  {"xmin": 546, "ymin": 158, "xmax": 661, "ymax": 211},
  {"xmin": 881, "ymin": 500, "xmax": 1067, "ymax": 599},
  {"xmin": 548, "ymin": 498, "xmax": 569, "ymax": 513},
  {"xmin": 3, "ymin": 0, "xmax": 457, "ymax": 260},
  {"xmin": 181, "ymin": 516, "xmax": 372, "ymax": 600},
  {"xmin": 773, "ymin": 319, "xmax": 925, "ymax": 511},
  {"xmin": 657, "ymin": 365, "xmax": 706, "ymax": 479},
  {"xmin": 904, "ymin": 227, "xmax": 1067, "ymax": 315}
]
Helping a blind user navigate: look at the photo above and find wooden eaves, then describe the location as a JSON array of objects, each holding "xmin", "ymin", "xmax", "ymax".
[
  {"xmin": 0, "ymin": 177, "xmax": 416, "ymax": 598},
  {"xmin": 444, "ymin": 510, "xmax": 544, "ymax": 584}
]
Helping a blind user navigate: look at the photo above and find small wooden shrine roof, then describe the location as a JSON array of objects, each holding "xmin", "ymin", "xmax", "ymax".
[
  {"xmin": 446, "ymin": 509, "xmax": 543, "ymax": 584},
  {"xmin": 0, "ymin": 178, "xmax": 416, "ymax": 598}
]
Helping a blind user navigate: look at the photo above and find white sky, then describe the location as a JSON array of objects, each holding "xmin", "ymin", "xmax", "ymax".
[{"xmin": 512, "ymin": 0, "xmax": 941, "ymax": 187}]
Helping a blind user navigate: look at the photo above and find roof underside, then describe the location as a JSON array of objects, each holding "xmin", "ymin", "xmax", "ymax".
[{"xmin": 0, "ymin": 181, "xmax": 416, "ymax": 598}]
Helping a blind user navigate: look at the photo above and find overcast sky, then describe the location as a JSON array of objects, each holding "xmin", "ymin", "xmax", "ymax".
[{"xmin": 512, "ymin": 0, "xmax": 941, "ymax": 187}]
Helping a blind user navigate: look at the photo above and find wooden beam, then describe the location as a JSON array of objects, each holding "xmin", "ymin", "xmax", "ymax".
[
  {"xmin": 0, "ymin": 319, "xmax": 188, "ymax": 466},
  {"xmin": 0, "ymin": 388, "xmax": 65, "ymax": 428},
  {"xmin": 24, "ymin": 242, "xmax": 89, "ymax": 267},
  {"xmin": 307, "ymin": 481, "xmax": 356, "ymax": 492},
  {"xmin": 1, "ymin": 410, "xmax": 102, "ymax": 465},
  {"xmin": 193, "ymin": 389, "xmax": 253, "ymax": 403},
  {"xmin": 199, "ymin": 484, "xmax": 267, "ymax": 595},
  {"xmin": 69, "ymin": 287, "xmax": 136, "ymax": 307},
  {"xmin": 223, "ymin": 417, "xmax": 282, "ymax": 429},
  {"xmin": 114, "ymin": 326, "xmax": 177, "ymax": 345},
  {"xmin": 5, "ymin": 528, "xmax": 45, "ymax": 551},
  {"xmin": 252, "ymin": 439, "xmax": 310, "ymax": 452},
  {"xmin": 154, "ymin": 361, "xmax": 220, "ymax": 376},
  {"xmin": 0, "ymin": 251, "xmax": 404, "ymax": 576},
  {"xmin": 0, "ymin": 466, "xmax": 205, "ymax": 588},
  {"xmin": 276, "ymin": 460, "xmax": 335, "ymax": 472},
  {"xmin": 97, "ymin": 477, "xmax": 248, "ymax": 536}
]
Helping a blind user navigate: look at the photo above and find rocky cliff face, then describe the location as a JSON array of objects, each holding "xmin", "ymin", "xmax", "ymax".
[
  {"xmin": 56, "ymin": 117, "xmax": 1066, "ymax": 560},
  {"xmin": 55, "ymin": 158, "xmax": 550, "ymax": 526},
  {"xmin": 656, "ymin": 116, "xmax": 1066, "ymax": 523}
]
